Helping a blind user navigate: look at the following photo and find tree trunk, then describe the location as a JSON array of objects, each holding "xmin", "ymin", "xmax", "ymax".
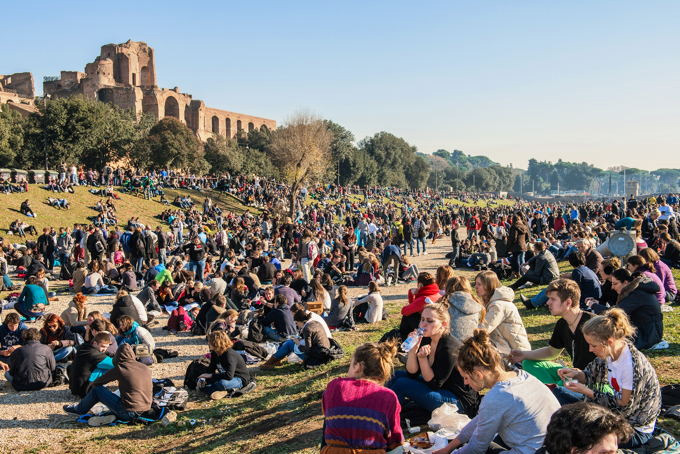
[{"xmin": 289, "ymin": 183, "xmax": 299, "ymax": 218}]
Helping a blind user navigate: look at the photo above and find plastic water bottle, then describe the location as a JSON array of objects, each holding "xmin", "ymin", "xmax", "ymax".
[
  {"xmin": 424, "ymin": 297, "xmax": 434, "ymax": 305},
  {"xmin": 401, "ymin": 327, "xmax": 425, "ymax": 352}
]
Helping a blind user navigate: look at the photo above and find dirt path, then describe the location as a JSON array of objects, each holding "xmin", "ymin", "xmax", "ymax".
[{"xmin": 0, "ymin": 237, "xmax": 461, "ymax": 453}]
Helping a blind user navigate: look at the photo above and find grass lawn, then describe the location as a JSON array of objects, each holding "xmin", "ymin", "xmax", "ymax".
[
  {"xmin": 0, "ymin": 185, "xmax": 258, "ymax": 240},
  {"xmin": 60, "ymin": 263, "xmax": 680, "ymax": 453}
]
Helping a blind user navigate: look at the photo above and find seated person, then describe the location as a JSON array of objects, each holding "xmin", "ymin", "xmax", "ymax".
[
  {"xmin": 110, "ymin": 290, "xmax": 144, "ymax": 327},
  {"xmin": 434, "ymin": 330, "xmax": 560, "ymax": 454},
  {"xmin": 324, "ymin": 285, "xmax": 355, "ymax": 330},
  {"xmin": 639, "ymin": 247, "xmax": 677, "ymax": 303},
  {"xmin": 20, "ymin": 199, "xmax": 36, "ymax": 217},
  {"xmin": 557, "ymin": 309, "xmax": 661, "ymax": 448},
  {"xmin": 540, "ymin": 402, "xmax": 633, "ymax": 454},
  {"xmin": 475, "ymin": 270, "xmax": 531, "ymax": 356},
  {"xmin": 510, "ymin": 279, "xmax": 596, "ymax": 390},
  {"xmin": 588, "ymin": 269, "xmax": 662, "ymax": 350},
  {"xmin": 0, "ymin": 313, "xmax": 27, "ymax": 358},
  {"xmin": 68, "ymin": 332, "xmax": 113, "ymax": 398},
  {"xmin": 115, "ymin": 315, "xmax": 155, "ymax": 363},
  {"xmin": 261, "ymin": 294, "xmax": 297, "ymax": 341},
  {"xmin": 196, "ymin": 330, "xmax": 255, "ymax": 400},
  {"xmin": 509, "ymin": 241, "xmax": 559, "ymax": 290},
  {"xmin": 40, "ymin": 314, "xmax": 81, "ymax": 362},
  {"xmin": 60, "ymin": 292, "xmax": 89, "ymax": 336},
  {"xmin": 63, "ymin": 343, "xmax": 152, "ymax": 426},
  {"xmin": 6, "ymin": 328, "xmax": 56, "ymax": 391},
  {"xmin": 399, "ymin": 272, "xmax": 440, "ymax": 341},
  {"xmin": 521, "ymin": 252, "xmax": 602, "ymax": 310},
  {"xmin": 261, "ymin": 309, "xmax": 331, "ymax": 369},
  {"xmin": 82, "ymin": 263, "xmax": 118, "ymax": 295},
  {"xmin": 15, "ymin": 275, "xmax": 48, "ymax": 319},
  {"xmin": 321, "ymin": 341, "xmax": 404, "ymax": 453},
  {"xmin": 353, "ymin": 281, "xmax": 384, "ymax": 324},
  {"xmin": 388, "ymin": 304, "xmax": 480, "ymax": 417}
]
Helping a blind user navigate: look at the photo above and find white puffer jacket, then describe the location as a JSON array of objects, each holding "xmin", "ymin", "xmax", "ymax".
[{"xmin": 479, "ymin": 286, "xmax": 531, "ymax": 355}]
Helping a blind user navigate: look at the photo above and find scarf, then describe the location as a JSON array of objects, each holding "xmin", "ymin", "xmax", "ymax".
[{"xmin": 123, "ymin": 321, "xmax": 142, "ymax": 345}]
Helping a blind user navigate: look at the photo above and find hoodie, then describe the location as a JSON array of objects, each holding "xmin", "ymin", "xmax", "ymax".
[
  {"xmin": 448, "ymin": 291, "xmax": 483, "ymax": 342},
  {"xmin": 92, "ymin": 343, "xmax": 152, "ymax": 412},
  {"xmin": 479, "ymin": 286, "xmax": 531, "ymax": 355}
]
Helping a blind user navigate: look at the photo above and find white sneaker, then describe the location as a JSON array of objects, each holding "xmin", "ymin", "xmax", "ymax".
[{"xmin": 88, "ymin": 414, "xmax": 116, "ymax": 427}]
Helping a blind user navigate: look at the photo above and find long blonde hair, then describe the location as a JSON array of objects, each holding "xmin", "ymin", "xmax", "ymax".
[{"xmin": 474, "ymin": 270, "xmax": 502, "ymax": 305}]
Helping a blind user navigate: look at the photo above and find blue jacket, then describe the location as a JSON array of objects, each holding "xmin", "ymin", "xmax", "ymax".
[
  {"xmin": 571, "ymin": 265, "xmax": 602, "ymax": 305},
  {"xmin": 382, "ymin": 245, "xmax": 402, "ymax": 263}
]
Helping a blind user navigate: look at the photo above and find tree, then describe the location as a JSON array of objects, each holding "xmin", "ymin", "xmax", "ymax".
[
  {"xmin": 323, "ymin": 120, "xmax": 356, "ymax": 186},
  {"xmin": 204, "ymin": 135, "xmax": 244, "ymax": 175},
  {"xmin": 359, "ymin": 132, "xmax": 418, "ymax": 188},
  {"xmin": 407, "ymin": 155, "xmax": 430, "ymax": 189},
  {"xmin": 269, "ymin": 113, "xmax": 332, "ymax": 215},
  {"xmin": 0, "ymin": 105, "xmax": 26, "ymax": 167},
  {"xmin": 139, "ymin": 118, "xmax": 201, "ymax": 171}
]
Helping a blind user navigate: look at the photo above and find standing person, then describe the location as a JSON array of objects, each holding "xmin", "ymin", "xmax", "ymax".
[
  {"xmin": 322, "ymin": 341, "xmax": 404, "ymax": 453},
  {"xmin": 557, "ymin": 309, "xmax": 661, "ymax": 449},
  {"xmin": 449, "ymin": 216, "xmax": 463, "ymax": 266},
  {"xmin": 432, "ymin": 330, "xmax": 560, "ymax": 454},
  {"xmin": 86, "ymin": 226, "xmax": 106, "ymax": 264},
  {"xmin": 381, "ymin": 240, "xmax": 402, "ymax": 287},
  {"xmin": 155, "ymin": 226, "xmax": 167, "ymax": 266},
  {"xmin": 402, "ymin": 217, "xmax": 414, "ymax": 257},
  {"xmin": 63, "ymin": 343, "xmax": 153, "ymax": 427},
  {"xmin": 183, "ymin": 236, "xmax": 206, "ymax": 283},
  {"xmin": 56, "ymin": 227, "xmax": 75, "ymax": 273},
  {"xmin": 37, "ymin": 228, "xmax": 56, "ymax": 271},
  {"xmin": 505, "ymin": 214, "xmax": 529, "ymax": 276}
]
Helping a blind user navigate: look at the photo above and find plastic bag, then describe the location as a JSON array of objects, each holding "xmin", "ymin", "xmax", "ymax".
[
  {"xmin": 428, "ymin": 402, "xmax": 470, "ymax": 432},
  {"xmin": 403, "ymin": 432, "xmax": 449, "ymax": 454}
]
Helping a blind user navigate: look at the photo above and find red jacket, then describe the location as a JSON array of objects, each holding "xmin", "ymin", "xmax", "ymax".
[{"xmin": 401, "ymin": 283, "xmax": 441, "ymax": 316}]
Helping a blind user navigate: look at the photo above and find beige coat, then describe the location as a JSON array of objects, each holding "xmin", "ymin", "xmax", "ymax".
[{"xmin": 479, "ymin": 286, "xmax": 531, "ymax": 355}]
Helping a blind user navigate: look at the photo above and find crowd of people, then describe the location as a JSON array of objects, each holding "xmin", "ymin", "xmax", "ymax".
[{"xmin": 0, "ymin": 166, "xmax": 679, "ymax": 452}]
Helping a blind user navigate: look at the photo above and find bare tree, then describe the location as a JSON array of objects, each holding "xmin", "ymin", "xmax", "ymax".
[{"xmin": 269, "ymin": 112, "xmax": 331, "ymax": 215}]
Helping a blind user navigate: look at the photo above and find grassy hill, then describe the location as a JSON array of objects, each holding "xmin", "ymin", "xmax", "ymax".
[{"xmin": 0, "ymin": 185, "xmax": 257, "ymax": 238}]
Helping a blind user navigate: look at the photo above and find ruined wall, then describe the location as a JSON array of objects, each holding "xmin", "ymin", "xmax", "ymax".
[{"xmin": 0, "ymin": 72, "xmax": 35, "ymax": 98}]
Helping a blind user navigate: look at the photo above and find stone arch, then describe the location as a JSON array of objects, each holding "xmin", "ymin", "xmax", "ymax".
[
  {"xmin": 184, "ymin": 105, "xmax": 195, "ymax": 130},
  {"xmin": 140, "ymin": 66, "xmax": 151, "ymax": 86},
  {"xmin": 142, "ymin": 93, "xmax": 159, "ymax": 118},
  {"xmin": 236, "ymin": 119, "xmax": 242, "ymax": 132},
  {"xmin": 248, "ymin": 122, "xmax": 255, "ymax": 132},
  {"xmin": 164, "ymin": 96, "xmax": 179, "ymax": 119},
  {"xmin": 211, "ymin": 115, "xmax": 220, "ymax": 134},
  {"xmin": 259, "ymin": 124, "xmax": 269, "ymax": 133},
  {"xmin": 225, "ymin": 118, "xmax": 232, "ymax": 138},
  {"xmin": 97, "ymin": 88, "xmax": 114, "ymax": 104}
]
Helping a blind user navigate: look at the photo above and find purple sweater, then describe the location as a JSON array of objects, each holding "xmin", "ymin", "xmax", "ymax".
[{"xmin": 653, "ymin": 260, "xmax": 677, "ymax": 295}]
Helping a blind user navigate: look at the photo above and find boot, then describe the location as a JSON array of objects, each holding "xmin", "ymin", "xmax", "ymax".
[{"xmin": 259, "ymin": 356, "xmax": 284, "ymax": 370}]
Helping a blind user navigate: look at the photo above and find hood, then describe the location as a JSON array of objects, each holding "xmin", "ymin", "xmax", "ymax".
[
  {"xmin": 416, "ymin": 283, "xmax": 440, "ymax": 298},
  {"xmin": 448, "ymin": 292, "xmax": 483, "ymax": 315},
  {"xmin": 618, "ymin": 276, "xmax": 660, "ymax": 302},
  {"xmin": 113, "ymin": 343, "xmax": 136, "ymax": 367},
  {"xmin": 489, "ymin": 286, "xmax": 515, "ymax": 304}
]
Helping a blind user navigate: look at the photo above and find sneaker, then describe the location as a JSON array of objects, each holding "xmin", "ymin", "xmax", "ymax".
[
  {"xmin": 63, "ymin": 404, "xmax": 81, "ymax": 415},
  {"xmin": 88, "ymin": 414, "xmax": 117, "ymax": 427},
  {"xmin": 232, "ymin": 381, "xmax": 257, "ymax": 397},
  {"xmin": 520, "ymin": 294, "xmax": 535, "ymax": 310},
  {"xmin": 210, "ymin": 390, "xmax": 232, "ymax": 400},
  {"xmin": 661, "ymin": 304, "xmax": 674, "ymax": 312}
]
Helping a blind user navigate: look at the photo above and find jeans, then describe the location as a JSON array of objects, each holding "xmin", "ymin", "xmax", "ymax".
[
  {"xmin": 83, "ymin": 284, "xmax": 117, "ymax": 295},
  {"xmin": 187, "ymin": 260, "xmax": 205, "ymax": 283},
  {"xmin": 263, "ymin": 326, "xmax": 285, "ymax": 342},
  {"xmin": 552, "ymin": 385, "xmax": 584, "ymax": 406},
  {"xmin": 530, "ymin": 288, "xmax": 549, "ymax": 308},
  {"xmin": 619, "ymin": 429, "xmax": 654, "ymax": 449},
  {"xmin": 158, "ymin": 248, "xmax": 167, "ymax": 266},
  {"xmin": 74, "ymin": 385, "xmax": 139, "ymax": 421},
  {"xmin": 2, "ymin": 274, "xmax": 13, "ymax": 289},
  {"xmin": 203, "ymin": 376, "xmax": 244, "ymax": 395},
  {"xmin": 387, "ymin": 370, "xmax": 459, "ymax": 413},
  {"xmin": 416, "ymin": 237, "xmax": 427, "ymax": 254},
  {"xmin": 272, "ymin": 339, "xmax": 306, "ymax": 361},
  {"xmin": 54, "ymin": 346, "xmax": 75, "ymax": 362},
  {"xmin": 510, "ymin": 252, "xmax": 525, "ymax": 273},
  {"xmin": 403, "ymin": 239, "xmax": 414, "ymax": 256},
  {"xmin": 134, "ymin": 257, "xmax": 144, "ymax": 273}
]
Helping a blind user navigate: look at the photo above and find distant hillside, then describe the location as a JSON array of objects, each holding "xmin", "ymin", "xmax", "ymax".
[{"xmin": 427, "ymin": 149, "xmax": 499, "ymax": 171}]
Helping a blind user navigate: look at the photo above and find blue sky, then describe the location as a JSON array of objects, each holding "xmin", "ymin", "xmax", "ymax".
[{"xmin": 2, "ymin": 1, "xmax": 679, "ymax": 170}]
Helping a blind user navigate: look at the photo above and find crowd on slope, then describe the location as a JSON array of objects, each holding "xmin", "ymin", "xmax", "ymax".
[{"xmin": 0, "ymin": 168, "xmax": 679, "ymax": 453}]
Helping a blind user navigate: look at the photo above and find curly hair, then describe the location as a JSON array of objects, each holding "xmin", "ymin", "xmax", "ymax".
[
  {"xmin": 207, "ymin": 330, "xmax": 233, "ymax": 354},
  {"xmin": 352, "ymin": 340, "xmax": 398, "ymax": 384},
  {"xmin": 543, "ymin": 402, "xmax": 632, "ymax": 454}
]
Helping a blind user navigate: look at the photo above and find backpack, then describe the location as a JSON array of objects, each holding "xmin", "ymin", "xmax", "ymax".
[
  {"xmin": 247, "ymin": 317, "xmax": 265, "ymax": 343},
  {"xmin": 183, "ymin": 356, "xmax": 211, "ymax": 390},
  {"xmin": 661, "ymin": 384, "xmax": 680, "ymax": 415},
  {"xmin": 132, "ymin": 344, "xmax": 156, "ymax": 366},
  {"xmin": 233, "ymin": 339, "xmax": 269, "ymax": 360},
  {"xmin": 303, "ymin": 338, "xmax": 344, "ymax": 368}
]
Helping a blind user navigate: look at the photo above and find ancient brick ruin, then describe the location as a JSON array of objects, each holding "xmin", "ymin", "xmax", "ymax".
[{"xmin": 1, "ymin": 40, "xmax": 275, "ymax": 139}]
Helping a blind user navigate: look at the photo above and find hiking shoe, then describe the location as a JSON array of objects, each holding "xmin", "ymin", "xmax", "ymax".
[
  {"xmin": 520, "ymin": 294, "xmax": 535, "ymax": 310},
  {"xmin": 63, "ymin": 404, "xmax": 80, "ymax": 415},
  {"xmin": 210, "ymin": 390, "xmax": 233, "ymax": 400},
  {"xmin": 232, "ymin": 381, "xmax": 257, "ymax": 397},
  {"xmin": 88, "ymin": 414, "xmax": 117, "ymax": 427}
]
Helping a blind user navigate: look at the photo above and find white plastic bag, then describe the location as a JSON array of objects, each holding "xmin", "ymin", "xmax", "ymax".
[
  {"xmin": 427, "ymin": 402, "xmax": 470, "ymax": 432},
  {"xmin": 403, "ymin": 432, "xmax": 449, "ymax": 454}
]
